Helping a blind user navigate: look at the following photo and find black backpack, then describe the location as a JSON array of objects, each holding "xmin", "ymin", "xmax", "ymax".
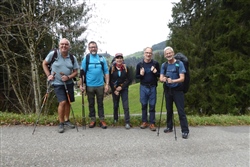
[
  {"xmin": 48, "ymin": 49, "xmax": 75, "ymax": 69},
  {"xmin": 80, "ymin": 54, "xmax": 105, "ymax": 84},
  {"xmin": 163, "ymin": 52, "xmax": 190, "ymax": 93},
  {"xmin": 48, "ymin": 49, "xmax": 75, "ymax": 80}
]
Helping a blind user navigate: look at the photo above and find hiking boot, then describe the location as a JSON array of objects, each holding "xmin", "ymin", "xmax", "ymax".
[
  {"xmin": 99, "ymin": 121, "xmax": 107, "ymax": 129},
  {"xmin": 64, "ymin": 120, "xmax": 75, "ymax": 129},
  {"xmin": 140, "ymin": 122, "xmax": 148, "ymax": 129},
  {"xmin": 164, "ymin": 128, "xmax": 173, "ymax": 133},
  {"xmin": 182, "ymin": 132, "xmax": 189, "ymax": 139},
  {"xmin": 125, "ymin": 123, "xmax": 131, "ymax": 130},
  {"xmin": 89, "ymin": 121, "xmax": 96, "ymax": 128},
  {"xmin": 58, "ymin": 123, "xmax": 64, "ymax": 133},
  {"xmin": 149, "ymin": 124, "xmax": 156, "ymax": 131}
]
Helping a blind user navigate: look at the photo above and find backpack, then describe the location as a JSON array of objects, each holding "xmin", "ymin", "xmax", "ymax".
[
  {"xmin": 163, "ymin": 52, "xmax": 190, "ymax": 93},
  {"xmin": 81, "ymin": 54, "xmax": 105, "ymax": 84},
  {"xmin": 48, "ymin": 49, "xmax": 75, "ymax": 71},
  {"xmin": 48, "ymin": 49, "xmax": 76, "ymax": 80}
]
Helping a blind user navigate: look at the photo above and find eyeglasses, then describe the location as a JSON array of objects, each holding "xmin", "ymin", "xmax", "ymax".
[
  {"xmin": 60, "ymin": 43, "xmax": 69, "ymax": 46},
  {"xmin": 145, "ymin": 52, "xmax": 152, "ymax": 55},
  {"xmin": 89, "ymin": 46, "xmax": 97, "ymax": 49}
]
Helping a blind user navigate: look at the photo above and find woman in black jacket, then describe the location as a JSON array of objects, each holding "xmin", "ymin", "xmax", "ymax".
[{"xmin": 109, "ymin": 53, "xmax": 131, "ymax": 129}]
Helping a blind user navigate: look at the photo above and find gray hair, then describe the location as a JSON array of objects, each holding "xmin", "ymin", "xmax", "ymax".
[
  {"xmin": 59, "ymin": 38, "xmax": 71, "ymax": 46},
  {"xmin": 164, "ymin": 46, "xmax": 174, "ymax": 52},
  {"xmin": 143, "ymin": 47, "xmax": 153, "ymax": 52}
]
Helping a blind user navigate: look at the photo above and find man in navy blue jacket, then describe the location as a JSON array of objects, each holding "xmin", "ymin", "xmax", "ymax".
[{"xmin": 136, "ymin": 47, "xmax": 160, "ymax": 131}]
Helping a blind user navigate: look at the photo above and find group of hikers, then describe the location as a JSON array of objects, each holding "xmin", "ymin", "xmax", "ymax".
[{"xmin": 42, "ymin": 38, "xmax": 189, "ymax": 139}]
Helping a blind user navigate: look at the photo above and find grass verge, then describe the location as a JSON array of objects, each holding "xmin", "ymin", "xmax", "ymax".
[{"xmin": 1, "ymin": 111, "xmax": 249, "ymax": 127}]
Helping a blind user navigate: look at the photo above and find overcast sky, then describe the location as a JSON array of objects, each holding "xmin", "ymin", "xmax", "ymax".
[{"xmin": 84, "ymin": 0, "xmax": 180, "ymax": 56}]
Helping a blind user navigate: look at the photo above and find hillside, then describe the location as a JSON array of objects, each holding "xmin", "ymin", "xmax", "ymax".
[
  {"xmin": 98, "ymin": 40, "xmax": 166, "ymax": 67},
  {"xmin": 124, "ymin": 40, "xmax": 166, "ymax": 67}
]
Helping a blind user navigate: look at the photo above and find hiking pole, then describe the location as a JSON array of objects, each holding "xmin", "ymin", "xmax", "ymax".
[
  {"xmin": 173, "ymin": 111, "xmax": 177, "ymax": 141},
  {"xmin": 32, "ymin": 73, "xmax": 55, "ymax": 135},
  {"xmin": 157, "ymin": 83, "xmax": 165, "ymax": 136},
  {"xmin": 60, "ymin": 72, "xmax": 78, "ymax": 132},
  {"xmin": 81, "ymin": 75, "xmax": 86, "ymax": 129}
]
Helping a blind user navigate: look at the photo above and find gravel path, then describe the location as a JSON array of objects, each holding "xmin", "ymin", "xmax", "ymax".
[{"xmin": 1, "ymin": 125, "xmax": 249, "ymax": 167}]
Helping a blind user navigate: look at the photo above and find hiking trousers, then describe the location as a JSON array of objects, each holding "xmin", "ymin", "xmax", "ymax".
[
  {"xmin": 140, "ymin": 85, "xmax": 157, "ymax": 124},
  {"xmin": 112, "ymin": 88, "xmax": 130, "ymax": 123},
  {"xmin": 86, "ymin": 86, "xmax": 105, "ymax": 121},
  {"xmin": 165, "ymin": 89, "xmax": 189, "ymax": 133}
]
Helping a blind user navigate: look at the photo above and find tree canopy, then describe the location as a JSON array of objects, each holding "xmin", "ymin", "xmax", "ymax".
[
  {"xmin": 0, "ymin": 0, "xmax": 92, "ymax": 113},
  {"xmin": 168, "ymin": 0, "xmax": 250, "ymax": 115}
]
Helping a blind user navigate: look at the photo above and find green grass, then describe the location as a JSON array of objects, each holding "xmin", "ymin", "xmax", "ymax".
[
  {"xmin": 1, "ymin": 82, "xmax": 250, "ymax": 126},
  {"xmin": 1, "ymin": 112, "xmax": 249, "ymax": 127},
  {"xmin": 71, "ymin": 82, "xmax": 169, "ymax": 116}
]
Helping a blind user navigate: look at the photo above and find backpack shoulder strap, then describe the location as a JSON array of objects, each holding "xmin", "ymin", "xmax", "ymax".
[
  {"xmin": 140, "ymin": 60, "xmax": 144, "ymax": 68},
  {"xmin": 69, "ymin": 54, "xmax": 74, "ymax": 65},
  {"xmin": 85, "ymin": 54, "xmax": 90, "ymax": 72},
  {"xmin": 175, "ymin": 60, "xmax": 180, "ymax": 74},
  {"xmin": 163, "ymin": 61, "xmax": 168, "ymax": 75},
  {"xmin": 50, "ymin": 49, "xmax": 58, "ymax": 65},
  {"xmin": 152, "ymin": 60, "xmax": 157, "ymax": 66},
  {"xmin": 99, "ymin": 55, "xmax": 105, "ymax": 74}
]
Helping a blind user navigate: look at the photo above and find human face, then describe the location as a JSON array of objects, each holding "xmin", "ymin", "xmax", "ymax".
[
  {"xmin": 59, "ymin": 39, "xmax": 70, "ymax": 54},
  {"xmin": 88, "ymin": 43, "xmax": 98, "ymax": 55},
  {"xmin": 144, "ymin": 48, "xmax": 153, "ymax": 62},
  {"xmin": 165, "ymin": 49, "xmax": 174, "ymax": 61},
  {"xmin": 115, "ymin": 56, "xmax": 123, "ymax": 65}
]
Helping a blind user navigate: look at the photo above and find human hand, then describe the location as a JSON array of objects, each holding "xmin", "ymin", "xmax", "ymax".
[
  {"xmin": 80, "ymin": 85, "xmax": 85, "ymax": 92},
  {"xmin": 114, "ymin": 90, "xmax": 119, "ymax": 96},
  {"xmin": 151, "ymin": 66, "xmax": 157, "ymax": 73},
  {"xmin": 104, "ymin": 84, "xmax": 109, "ymax": 93},
  {"xmin": 116, "ymin": 86, "xmax": 122, "ymax": 91},
  {"xmin": 140, "ymin": 67, "xmax": 145, "ymax": 76}
]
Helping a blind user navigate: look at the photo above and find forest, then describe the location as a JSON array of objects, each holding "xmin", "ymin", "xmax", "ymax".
[{"xmin": 0, "ymin": 0, "xmax": 249, "ymax": 115}]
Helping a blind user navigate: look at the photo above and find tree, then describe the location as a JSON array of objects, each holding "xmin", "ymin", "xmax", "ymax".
[
  {"xmin": 168, "ymin": 0, "xmax": 250, "ymax": 115},
  {"xmin": 0, "ymin": 0, "xmax": 92, "ymax": 113}
]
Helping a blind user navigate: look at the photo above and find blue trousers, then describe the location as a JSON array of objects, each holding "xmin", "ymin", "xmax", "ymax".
[{"xmin": 140, "ymin": 85, "xmax": 156, "ymax": 124}]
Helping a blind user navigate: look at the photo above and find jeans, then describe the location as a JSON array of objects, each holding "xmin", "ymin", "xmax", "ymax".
[
  {"xmin": 140, "ymin": 85, "xmax": 156, "ymax": 124},
  {"xmin": 165, "ymin": 89, "xmax": 189, "ymax": 133},
  {"xmin": 112, "ymin": 88, "xmax": 130, "ymax": 123},
  {"xmin": 86, "ymin": 86, "xmax": 105, "ymax": 121}
]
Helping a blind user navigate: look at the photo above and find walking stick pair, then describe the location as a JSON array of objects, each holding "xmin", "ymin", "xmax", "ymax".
[
  {"xmin": 32, "ymin": 80, "xmax": 53, "ymax": 135},
  {"xmin": 32, "ymin": 73, "xmax": 56, "ymax": 135}
]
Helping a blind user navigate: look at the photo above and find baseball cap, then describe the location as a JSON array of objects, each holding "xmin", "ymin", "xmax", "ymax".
[{"xmin": 115, "ymin": 53, "xmax": 123, "ymax": 58}]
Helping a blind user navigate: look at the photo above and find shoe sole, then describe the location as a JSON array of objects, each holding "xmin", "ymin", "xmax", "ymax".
[
  {"xmin": 164, "ymin": 130, "xmax": 173, "ymax": 133},
  {"xmin": 58, "ymin": 129, "xmax": 64, "ymax": 133}
]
